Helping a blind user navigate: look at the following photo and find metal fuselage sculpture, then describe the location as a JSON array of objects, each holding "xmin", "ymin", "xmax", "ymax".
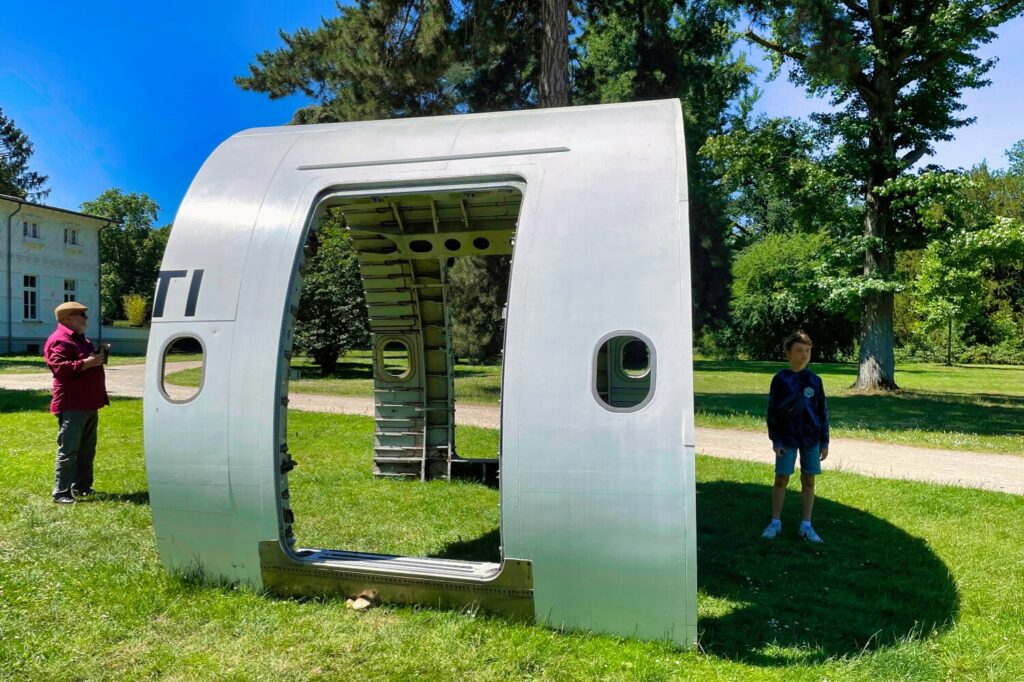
[{"xmin": 143, "ymin": 100, "xmax": 697, "ymax": 646}]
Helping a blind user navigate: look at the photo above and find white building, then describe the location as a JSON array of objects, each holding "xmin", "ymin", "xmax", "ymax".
[{"xmin": 0, "ymin": 194, "xmax": 110, "ymax": 353}]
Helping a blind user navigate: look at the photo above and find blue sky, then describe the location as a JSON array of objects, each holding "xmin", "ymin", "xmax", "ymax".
[{"xmin": 2, "ymin": 3, "xmax": 1022, "ymax": 224}]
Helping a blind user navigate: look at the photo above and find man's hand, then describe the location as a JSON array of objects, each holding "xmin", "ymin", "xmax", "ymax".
[
  {"xmin": 820, "ymin": 448, "xmax": 829, "ymax": 461},
  {"xmin": 774, "ymin": 448, "xmax": 783, "ymax": 457},
  {"xmin": 81, "ymin": 354, "xmax": 104, "ymax": 370}
]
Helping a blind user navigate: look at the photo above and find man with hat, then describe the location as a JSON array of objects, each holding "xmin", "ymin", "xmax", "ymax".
[{"xmin": 44, "ymin": 301, "xmax": 109, "ymax": 504}]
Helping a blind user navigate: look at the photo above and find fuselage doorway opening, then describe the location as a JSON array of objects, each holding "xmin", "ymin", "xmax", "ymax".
[{"xmin": 267, "ymin": 181, "xmax": 530, "ymax": 614}]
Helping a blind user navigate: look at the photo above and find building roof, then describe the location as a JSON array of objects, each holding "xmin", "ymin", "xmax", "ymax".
[{"xmin": 0, "ymin": 193, "xmax": 115, "ymax": 226}]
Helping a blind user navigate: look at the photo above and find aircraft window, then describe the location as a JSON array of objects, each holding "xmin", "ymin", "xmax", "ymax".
[
  {"xmin": 594, "ymin": 334, "xmax": 653, "ymax": 410},
  {"xmin": 161, "ymin": 336, "xmax": 203, "ymax": 403},
  {"xmin": 621, "ymin": 338, "xmax": 650, "ymax": 378},
  {"xmin": 381, "ymin": 339, "xmax": 412, "ymax": 379}
]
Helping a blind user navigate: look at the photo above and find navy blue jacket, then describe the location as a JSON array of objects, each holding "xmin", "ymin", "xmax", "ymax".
[{"xmin": 767, "ymin": 368, "xmax": 830, "ymax": 449}]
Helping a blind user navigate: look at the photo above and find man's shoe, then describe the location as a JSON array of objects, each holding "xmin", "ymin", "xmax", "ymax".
[
  {"xmin": 73, "ymin": 487, "xmax": 96, "ymax": 497},
  {"xmin": 53, "ymin": 495, "xmax": 76, "ymax": 505},
  {"xmin": 761, "ymin": 521, "xmax": 782, "ymax": 540},
  {"xmin": 799, "ymin": 524, "xmax": 824, "ymax": 543}
]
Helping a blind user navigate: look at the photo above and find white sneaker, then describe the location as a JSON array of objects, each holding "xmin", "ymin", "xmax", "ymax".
[
  {"xmin": 799, "ymin": 524, "xmax": 823, "ymax": 543},
  {"xmin": 761, "ymin": 522, "xmax": 782, "ymax": 539}
]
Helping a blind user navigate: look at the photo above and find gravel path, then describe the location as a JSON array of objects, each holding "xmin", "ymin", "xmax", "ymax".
[{"xmin": 4, "ymin": 362, "xmax": 1022, "ymax": 495}]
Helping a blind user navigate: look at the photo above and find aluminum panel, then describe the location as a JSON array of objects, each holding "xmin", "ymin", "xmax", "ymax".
[{"xmin": 144, "ymin": 100, "xmax": 697, "ymax": 646}]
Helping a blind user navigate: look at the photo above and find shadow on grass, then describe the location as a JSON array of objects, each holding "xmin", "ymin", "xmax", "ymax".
[
  {"xmin": 432, "ymin": 528, "xmax": 501, "ymax": 563},
  {"xmin": 95, "ymin": 490, "xmax": 150, "ymax": 505},
  {"xmin": 299, "ymin": 359, "xmax": 375, "ymax": 381},
  {"xmin": 0, "ymin": 389, "xmax": 54, "ymax": 413},
  {"xmin": 0, "ymin": 358, "xmax": 47, "ymax": 372},
  {"xmin": 454, "ymin": 366, "xmax": 501, "ymax": 378},
  {"xmin": 696, "ymin": 391, "xmax": 1024, "ymax": 438},
  {"xmin": 695, "ymin": 360, "xmax": 860, "ymax": 377},
  {"xmin": 421, "ymin": 482, "xmax": 957, "ymax": 663},
  {"xmin": 697, "ymin": 481, "xmax": 958, "ymax": 665}
]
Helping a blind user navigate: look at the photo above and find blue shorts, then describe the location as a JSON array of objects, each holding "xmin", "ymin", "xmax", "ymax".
[{"xmin": 775, "ymin": 444, "xmax": 822, "ymax": 476}]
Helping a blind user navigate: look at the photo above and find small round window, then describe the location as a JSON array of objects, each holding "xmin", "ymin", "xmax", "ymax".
[
  {"xmin": 620, "ymin": 338, "xmax": 650, "ymax": 379},
  {"xmin": 161, "ymin": 336, "xmax": 204, "ymax": 403},
  {"xmin": 380, "ymin": 339, "xmax": 412, "ymax": 380},
  {"xmin": 594, "ymin": 334, "xmax": 654, "ymax": 411}
]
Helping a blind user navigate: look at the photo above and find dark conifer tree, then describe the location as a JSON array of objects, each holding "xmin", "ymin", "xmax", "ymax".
[{"xmin": 0, "ymin": 105, "xmax": 49, "ymax": 201}]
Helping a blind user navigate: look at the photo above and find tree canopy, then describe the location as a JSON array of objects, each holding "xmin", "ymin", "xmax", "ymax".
[
  {"xmin": 239, "ymin": 0, "xmax": 755, "ymax": 364},
  {"xmin": 80, "ymin": 189, "xmax": 169, "ymax": 321}
]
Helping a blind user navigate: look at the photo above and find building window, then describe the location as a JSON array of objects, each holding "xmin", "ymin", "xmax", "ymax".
[
  {"xmin": 23, "ymin": 275, "xmax": 38, "ymax": 320},
  {"xmin": 64, "ymin": 279, "xmax": 77, "ymax": 302},
  {"xmin": 64, "ymin": 228, "xmax": 79, "ymax": 245},
  {"xmin": 23, "ymin": 221, "xmax": 39, "ymax": 239}
]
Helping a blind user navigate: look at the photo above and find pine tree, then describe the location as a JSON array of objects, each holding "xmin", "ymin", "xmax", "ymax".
[
  {"xmin": 236, "ymin": 0, "xmax": 459, "ymax": 123},
  {"xmin": 539, "ymin": 0, "xmax": 570, "ymax": 107},
  {"xmin": 0, "ymin": 106, "xmax": 49, "ymax": 200}
]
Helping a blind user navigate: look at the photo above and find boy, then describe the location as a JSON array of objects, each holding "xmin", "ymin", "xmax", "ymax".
[{"xmin": 761, "ymin": 331, "xmax": 829, "ymax": 543}]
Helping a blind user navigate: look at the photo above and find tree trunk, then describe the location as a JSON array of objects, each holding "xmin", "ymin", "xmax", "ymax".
[
  {"xmin": 854, "ymin": 184, "xmax": 899, "ymax": 391},
  {"xmin": 539, "ymin": 0, "xmax": 569, "ymax": 108},
  {"xmin": 946, "ymin": 316, "xmax": 953, "ymax": 366},
  {"xmin": 854, "ymin": 290, "xmax": 898, "ymax": 390}
]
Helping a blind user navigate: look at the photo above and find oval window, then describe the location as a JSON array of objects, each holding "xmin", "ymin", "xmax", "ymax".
[
  {"xmin": 381, "ymin": 339, "xmax": 412, "ymax": 379},
  {"xmin": 621, "ymin": 338, "xmax": 650, "ymax": 378},
  {"xmin": 161, "ymin": 336, "xmax": 204, "ymax": 403},
  {"xmin": 594, "ymin": 334, "xmax": 653, "ymax": 410}
]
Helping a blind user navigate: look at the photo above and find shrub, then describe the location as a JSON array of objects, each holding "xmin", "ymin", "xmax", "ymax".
[
  {"xmin": 122, "ymin": 294, "xmax": 149, "ymax": 327},
  {"xmin": 294, "ymin": 212, "xmax": 369, "ymax": 375},
  {"xmin": 449, "ymin": 256, "xmax": 509, "ymax": 363},
  {"xmin": 730, "ymin": 232, "xmax": 857, "ymax": 361}
]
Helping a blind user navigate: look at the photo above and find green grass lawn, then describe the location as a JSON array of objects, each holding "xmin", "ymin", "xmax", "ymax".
[
  {"xmin": 2, "ymin": 390, "xmax": 1022, "ymax": 680},
  {"xmin": 692, "ymin": 359, "xmax": 1024, "ymax": 454},
  {"xmin": 162, "ymin": 354, "xmax": 1024, "ymax": 454},
  {"xmin": 1, "ymin": 352, "xmax": 202, "ymax": 374},
  {"xmin": 165, "ymin": 350, "xmax": 503, "ymax": 404}
]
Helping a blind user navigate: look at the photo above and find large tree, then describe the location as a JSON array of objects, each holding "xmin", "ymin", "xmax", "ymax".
[
  {"xmin": 736, "ymin": 0, "xmax": 1024, "ymax": 390},
  {"xmin": 81, "ymin": 189, "xmax": 168, "ymax": 321},
  {"xmin": 0, "ymin": 106, "xmax": 49, "ymax": 200}
]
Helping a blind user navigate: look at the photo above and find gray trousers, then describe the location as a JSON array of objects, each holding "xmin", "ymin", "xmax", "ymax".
[{"xmin": 53, "ymin": 410, "xmax": 98, "ymax": 498}]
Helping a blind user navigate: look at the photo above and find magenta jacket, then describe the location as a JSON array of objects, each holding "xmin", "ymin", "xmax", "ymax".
[{"xmin": 43, "ymin": 323, "xmax": 109, "ymax": 414}]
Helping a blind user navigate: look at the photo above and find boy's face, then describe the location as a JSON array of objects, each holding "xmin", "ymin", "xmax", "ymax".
[{"xmin": 786, "ymin": 341, "xmax": 812, "ymax": 371}]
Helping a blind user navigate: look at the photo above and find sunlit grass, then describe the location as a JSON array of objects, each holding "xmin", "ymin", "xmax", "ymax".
[
  {"xmin": 163, "ymin": 354, "xmax": 1024, "ymax": 454},
  {"xmin": 0, "ymin": 352, "xmax": 201, "ymax": 374},
  {"xmin": 1, "ymin": 391, "xmax": 1022, "ymax": 679}
]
